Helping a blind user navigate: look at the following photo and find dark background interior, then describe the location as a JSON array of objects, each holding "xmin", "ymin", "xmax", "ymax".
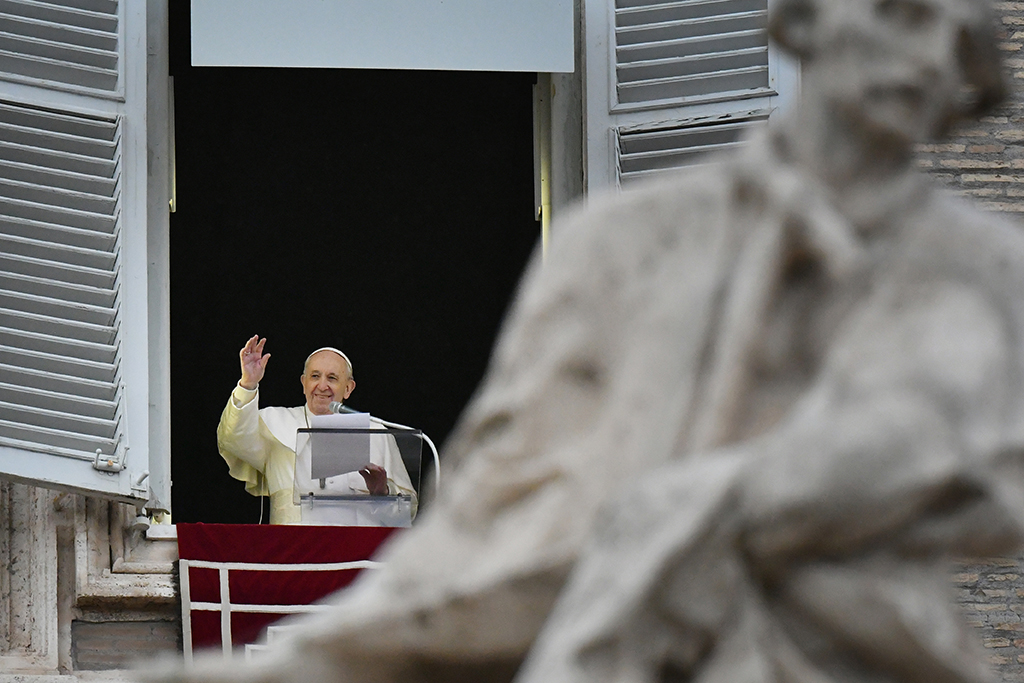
[{"xmin": 168, "ymin": 4, "xmax": 540, "ymax": 523}]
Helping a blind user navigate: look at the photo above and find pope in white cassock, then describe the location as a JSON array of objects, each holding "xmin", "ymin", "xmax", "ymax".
[{"xmin": 216, "ymin": 335, "xmax": 416, "ymax": 524}]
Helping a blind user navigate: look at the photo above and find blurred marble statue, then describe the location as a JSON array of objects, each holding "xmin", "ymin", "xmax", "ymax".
[{"xmin": 163, "ymin": 0, "xmax": 1024, "ymax": 682}]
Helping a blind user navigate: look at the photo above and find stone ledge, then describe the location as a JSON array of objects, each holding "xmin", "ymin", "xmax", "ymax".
[
  {"xmin": 75, "ymin": 573, "xmax": 177, "ymax": 610},
  {"xmin": 0, "ymin": 674, "xmax": 135, "ymax": 683}
]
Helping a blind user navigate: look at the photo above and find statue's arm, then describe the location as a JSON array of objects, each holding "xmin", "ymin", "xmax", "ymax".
[{"xmin": 738, "ymin": 281, "xmax": 1020, "ymax": 569}]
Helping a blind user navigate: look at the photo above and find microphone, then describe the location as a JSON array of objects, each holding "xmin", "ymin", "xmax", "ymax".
[{"xmin": 328, "ymin": 401, "xmax": 358, "ymax": 414}]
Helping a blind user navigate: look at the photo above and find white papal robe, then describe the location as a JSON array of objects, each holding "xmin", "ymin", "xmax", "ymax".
[{"xmin": 216, "ymin": 384, "xmax": 416, "ymax": 525}]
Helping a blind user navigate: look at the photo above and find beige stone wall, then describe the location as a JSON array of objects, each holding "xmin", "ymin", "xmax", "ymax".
[
  {"xmin": 72, "ymin": 618, "xmax": 180, "ymax": 671},
  {"xmin": 0, "ymin": 481, "xmax": 179, "ymax": 677}
]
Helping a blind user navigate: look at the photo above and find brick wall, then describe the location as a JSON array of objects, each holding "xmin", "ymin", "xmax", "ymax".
[
  {"xmin": 916, "ymin": 2, "xmax": 1024, "ymax": 207},
  {"xmin": 916, "ymin": 3, "xmax": 1024, "ymax": 682},
  {"xmin": 956, "ymin": 560, "xmax": 1024, "ymax": 681}
]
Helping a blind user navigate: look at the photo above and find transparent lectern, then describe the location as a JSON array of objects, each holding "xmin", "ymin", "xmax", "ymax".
[{"xmin": 293, "ymin": 423, "xmax": 422, "ymax": 527}]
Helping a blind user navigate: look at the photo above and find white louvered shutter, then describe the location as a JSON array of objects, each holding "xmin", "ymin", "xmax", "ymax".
[
  {"xmin": 0, "ymin": 0, "xmax": 121, "ymax": 94},
  {"xmin": 584, "ymin": 0, "xmax": 797, "ymax": 191},
  {"xmin": 0, "ymin": 0, "xmax": 153, "ymax": 503}
]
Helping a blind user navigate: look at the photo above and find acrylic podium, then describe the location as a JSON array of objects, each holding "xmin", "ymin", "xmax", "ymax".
[{"xmin": 293, "ymin": 425, "xmax": 422, "ymax": 527}]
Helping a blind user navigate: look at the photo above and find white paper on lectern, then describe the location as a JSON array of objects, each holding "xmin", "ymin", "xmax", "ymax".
[
  {"xmin": 293, "ymin": 413, "xmax": 373, "ymax": 500},
  {"xmin": 309, "ymin": 411, "xmax": 371, "ymax": 431},
  {"xmin": 309, "ymin": 412, "xmax": 371, "ymax": 478}
]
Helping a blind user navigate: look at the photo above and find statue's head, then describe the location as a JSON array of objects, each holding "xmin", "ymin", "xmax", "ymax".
[{"xmin": 768, "ymin": 0, "xmax": 1006, "ymax": 142}]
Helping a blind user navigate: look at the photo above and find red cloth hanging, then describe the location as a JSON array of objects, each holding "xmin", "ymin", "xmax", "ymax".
[{"xmin": 177, "ymin": 523, "xmax": 399, "ymax": 651}]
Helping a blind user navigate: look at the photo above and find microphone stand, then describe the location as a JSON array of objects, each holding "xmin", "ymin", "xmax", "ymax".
[{"xmin": 330, "ymin": 402, "xmax": 441, "ymax": 496}]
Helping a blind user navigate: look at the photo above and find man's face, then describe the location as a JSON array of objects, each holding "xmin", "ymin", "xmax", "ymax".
[
  {"xmin": 301, "ymin": 351, "xmax": 355, "ymax": 416},
  {"xmin": 811, "ymin": 0, "xmax": 991, "ymax": 143}
]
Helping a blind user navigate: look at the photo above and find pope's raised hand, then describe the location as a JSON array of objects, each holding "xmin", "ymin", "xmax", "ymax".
[{"xmin": 239, "ymin": 335, "xmax": 270, "ymax": 390}]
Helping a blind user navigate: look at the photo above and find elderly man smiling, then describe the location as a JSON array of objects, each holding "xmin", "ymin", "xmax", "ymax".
[{"xmin": 216, "ymin": 335, "xmax": 415, "ymax": 524}]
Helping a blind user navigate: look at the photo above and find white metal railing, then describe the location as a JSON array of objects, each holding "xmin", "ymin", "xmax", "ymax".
[{"xmin": 179, "ymin": 558, "xmax": 382, "ymax": 664}]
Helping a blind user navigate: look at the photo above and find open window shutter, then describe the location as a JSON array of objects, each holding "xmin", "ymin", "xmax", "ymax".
[
  {"xmin": 585, "ymin": 0, "xmax": 796, "ymax": 191},
  {"xmin": 0, "ymin": 0, "xmax": 150, "ymax": 503}
]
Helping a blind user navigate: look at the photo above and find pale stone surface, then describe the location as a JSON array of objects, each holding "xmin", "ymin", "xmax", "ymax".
[
  {"xmin": 156, "ymin": 0, "xmax": 1024, "ymax": 682},
  {"xmin": 0, "ymin": 482, "xmax": 59, "ymax": 674},
  {"xmin": 0, "ymin": 480, "xmax": 177, "ymax": 676}
]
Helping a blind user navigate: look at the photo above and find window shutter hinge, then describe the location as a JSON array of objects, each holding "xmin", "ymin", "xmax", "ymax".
[{"xmin": 93, "ymin": 447, "xmax": 127, "ymax": 473}]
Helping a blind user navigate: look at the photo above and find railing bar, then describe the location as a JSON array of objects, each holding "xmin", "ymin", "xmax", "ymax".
[
  {"xmin": 189, "ymin": 602, "xmax": 334, "ymax": 614},
  {"xmin": 183, "ymin": 559, "xmax": 382, "ymax": 572},
  {"xmin": 220, "ymin": 567, "xmax": 231, "ymax": 657},
  {"xmin": 180, "ymin": 559, "xmax": 194, "ymax": 667},
  {"xmin": 179, "ymin": 558, "xmax": 386, "ymax": 662}
]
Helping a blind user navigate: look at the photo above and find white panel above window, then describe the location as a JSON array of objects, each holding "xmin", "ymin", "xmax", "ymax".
[
  {"xmin": 190, "ymin": 0, "xmax": 575, "ymax": 73},
  {"xmin": 0, "ymin": 0, "xmax": 122, "ymax": 97}
]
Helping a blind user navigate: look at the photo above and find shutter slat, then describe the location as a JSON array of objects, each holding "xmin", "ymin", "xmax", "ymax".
[
  {"xmin": 615, "ymin": 11, "xmax": 766, "ymax": 46},
  {"xmin": 616, "ymin": 0, "xmax": 765, "ymax": 26},
  {"xmin": 617, "ymin": 113, "xmax": 768, "ymax": 185},
  {"xmin": 0, "ymin": 100, "xmax": 117, "ymax": 139},
  {"xmin": 0, "ymin": 214, "xmax": 115, "ymax": 250},
  {"xmin": 0, "ymin": 233, "xmax": 117, "ymax": 271},
  {"xmin": 0, "ymin": 361, "xmax": 117, "ymax": 399},
  {"xmin": 0, "ymin": 288, "xmax": 117, "ymax": 326},
  {"xmin": 0, "ymin": 343, "xmax": 117, "ymax": 382},
  {"xmin": 0, "ymin": 401, "xmax": 117, "ymax": 438},
  {"xmin": 56, "ymin": 0, "xmax": 119, "ymax": 15},
  {"xmin": 0, "ymin": 46, "xmax": 117, "ymax": 90},
  {"xmin": 0, "ymin": 175, "xmax": 116, "ymax": 213},
  {"xmin": 618, "ymin": 65, "xmax": 768, "ymax": 103},
  {"xmin": 0, "ymin": 325, "xmax": 115, "ymax": 363},
  {"xmin": 0, "ymin": 139, "xmax": 116, "ymax": 177},
  {"xmin": 0, "ymin": 254, "xmax": 116, "ymax": 291},
  {"xmin": 0, "ymin": 119, "xmax": 117, "ymax": 158},
  {"xmin": 0, "ymin": 421, "xmax": 117, "ymax": 456},
  {"xmin": 0, "ymin": 379, "xmax": 114, "ymax": 417},
  {"xmin": 0, "ymin": 379, "xmax": 112, "ymax": 417},
  {"xmin": 0, "ymin": 29, "xmax": 117, "ymax": 68},
  {"xmin": 621, "ymin": 118, "xmax": 758, "ymax": 148},
  {"xmin": 0, "ymin": 381, "xmax": 114, "ymax": 420},
  {"xmin": 617, "ymin": 28, "xmax": 766, "ymax": 63},
  {"xmin": 0, "ymin": 307, "xmax": 117, "ymax": 345},
  {"xmin": 0, "ymin": 194, "xmax": 116, "ymax": 232},
  {"xmin": 0, "ymin": 0, "xmax": 118, "ymax": 33},
  {"xmin": 623, "ymin": 138, "xmax": 744, "ymax": 167},
  {"xmin": 0, "ymin": 0, "xmax": 119, "ymax": 94},
  {"xmin": 0, "ymin": 13, "xmax": 116, "ymax": 50},
  {"xmin": 613, "ymin": 0, "xmax": 769, "ymax": 108},
  {"xmin": 0, "ymin": 269, "xmax": 115, "ymax": 307},
  {"xmin": 617, "ymin": 46, "xmax": 767, "ymax": 82},
  {"xmin": 0, "ymin": 157, "xmax": 117, "ymax": 196}
]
